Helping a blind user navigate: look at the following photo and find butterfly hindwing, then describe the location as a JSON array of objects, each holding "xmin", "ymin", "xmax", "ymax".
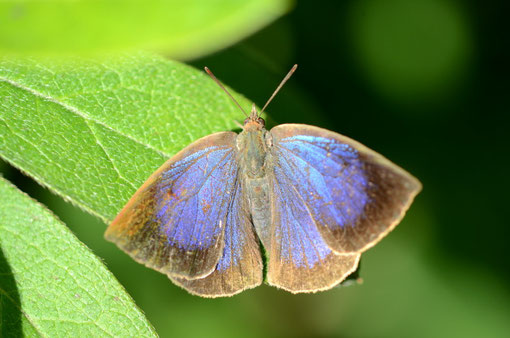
[
  {"xmin": 105, "ymin": 132, "xmax": 240, "ymax": 280},
  {"xmin": 171, "ymin": 178, "xmax": 263, "ymax": 297},
  {"xmin": 266, "ymin": 160, "xmax": 361, "ymax": 292},
  {"xmin": 270, "ymin": 124, "xmax": 422, "ymax": 254}
]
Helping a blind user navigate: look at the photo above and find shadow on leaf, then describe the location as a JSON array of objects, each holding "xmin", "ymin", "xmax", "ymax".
[{"xmin": 0, "ymin": 246, "xmax": 22, "ymax": 337}]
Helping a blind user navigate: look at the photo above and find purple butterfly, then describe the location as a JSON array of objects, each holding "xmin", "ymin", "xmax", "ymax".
[{"xmin": 105, "ymin": 65, "xmax": 421, "ymax": 297}]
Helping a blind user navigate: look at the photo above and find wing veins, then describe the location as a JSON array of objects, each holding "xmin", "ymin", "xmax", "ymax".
[
  {"xmin": 279, "ymin": 142, "xmax": 348, "ymax": 178},
  {"xmin": 158, "ymin": 145, "xmax": 229, "ymax": 195},
  {"xmin": 162, "ymin": 148, "xmax": 234, "ymax": 249},
  {"xmin": 165, "ymin": 148, "xmax": 233, "ymax": 202},
  {"xmin": 227, "ymin": 176, "xmax": 239, "ymax": 270},
  {"xmin": 190, "ymin": 152, "xmax": 236, "ymax": 245},
  {"xmin": 286, "ymin": 182, "xmax": 325, "ymax": 268},
  {"xmin": 278, "ymin": 144, "xmax": 362, "ymax": 234},
  {"xmin": 280, "ymin": 138, "xmax": 350, "ymax": 156},
  {"xmin": 273, "ymin": 161, "xmax": 326, "ymax": 268},
  {"xmin": 280, "ymin": 139, "xmax": 378, "ymax": 251},
  {"xmin": 277, "ymin": 147, "xmax": 341, "ymax": 239},
  {"xmin": 272, "ymin": 180, "xmax": 294, "ymax": 268}
]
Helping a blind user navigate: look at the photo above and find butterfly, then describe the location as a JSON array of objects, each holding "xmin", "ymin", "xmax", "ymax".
[{"xmin": 105, "ymin": 65, "xmax": 421, "ymax": 297}]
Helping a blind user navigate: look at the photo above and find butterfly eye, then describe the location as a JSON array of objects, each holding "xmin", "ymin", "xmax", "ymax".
[
  {"xmin": 244, "ymin": 117, "xmax": 250, "ymax": 125},
  {"xmin": 257, "ymin": 117, "xmax": 266, "ymax": 127}
]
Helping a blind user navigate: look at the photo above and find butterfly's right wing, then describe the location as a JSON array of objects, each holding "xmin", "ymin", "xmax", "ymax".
[{"xmin": 106, "ymin": 132, "xmax": 242, "ymax": 280}]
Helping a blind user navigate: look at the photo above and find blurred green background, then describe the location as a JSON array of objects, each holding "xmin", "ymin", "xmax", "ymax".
[{"xmin": 2, "ymin": 0, "xmax": 509, "ymax": 337}]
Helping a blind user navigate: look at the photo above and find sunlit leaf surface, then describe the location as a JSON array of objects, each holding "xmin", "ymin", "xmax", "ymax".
[
  {"xmin": 0, "ymin": 53, "xmax": 252, "ymax": 221},
  {"xmin": 0, "ymin": 177, "xmax": 156, "ymax": 336}
]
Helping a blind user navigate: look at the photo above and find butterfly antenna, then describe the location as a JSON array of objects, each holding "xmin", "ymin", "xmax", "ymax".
[
  {"xmin": 259, "ymin": 64, "xmax": 298, "ymax": 116},
  {"xmin": 204, "ymin": 67, "xmax": 248, "ymax": 117}
]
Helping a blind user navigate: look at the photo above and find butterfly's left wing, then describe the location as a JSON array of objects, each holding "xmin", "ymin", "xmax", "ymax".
[
  {"xmin": 266, "ymin": 165, "xmax": 361, "ymax": 292},
  {"xmin": 265, "ymin": 123, "xmax": 420, "ymax": 292},
  {"xmin": 269, "ymin": 124, "xmax": 422, "ymax": 255}
]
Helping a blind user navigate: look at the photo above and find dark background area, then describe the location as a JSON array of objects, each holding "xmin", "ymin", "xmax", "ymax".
[{"xmin": 2, "ymin": 1, "xmax": 509, "ymax": 337}]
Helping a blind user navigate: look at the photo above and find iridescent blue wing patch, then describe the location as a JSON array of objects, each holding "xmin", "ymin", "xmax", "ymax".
[
  {"xmin": 267, "ymin": 161, "xmax": 361, "ymax": 292},
  {"xmin": 106, "ymin": 132, "xmax": 245, "ymax": 280},
  {"xmin": 171, "ymin": 177, "xmax": 263, "ymax": 297},
  {"xmin": 270, "ymin": 124, "xmax": 422, "ymax": 254}
]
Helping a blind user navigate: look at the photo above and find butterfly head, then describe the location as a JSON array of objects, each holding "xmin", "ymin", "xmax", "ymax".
[{"xmin": 243, "ymin": 104, "xmax": 266, "ymax": 131}]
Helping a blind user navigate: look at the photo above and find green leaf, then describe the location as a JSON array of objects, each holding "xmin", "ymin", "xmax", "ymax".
[
  {"xmin": 0, "ymin": 177, "xmax": 157, "ymax": 336},
  {"xmin": 0, "ymin": 53, "xmax": 252, "ymax": 221},
  {"xmin": 0, "ymin": 0, "xmax": 291, "ymax": 59}
]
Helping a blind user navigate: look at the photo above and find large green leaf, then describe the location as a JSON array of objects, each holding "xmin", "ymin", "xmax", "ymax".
[
  {"xmin": 0, "ymin": 0, "xmax": 291, "ymax": 59},
  {"xmin": 0, "ymin": 53, "xmax": 252, "ymax": 221},
  {"xmin": 0, "ymin": 177, "xmax": 156, "ymax": 336}
]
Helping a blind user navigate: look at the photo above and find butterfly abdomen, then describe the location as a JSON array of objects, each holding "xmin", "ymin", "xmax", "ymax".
[{"xmin": 245, "ymin": 177, "xmax": 272, "ymax": 251}]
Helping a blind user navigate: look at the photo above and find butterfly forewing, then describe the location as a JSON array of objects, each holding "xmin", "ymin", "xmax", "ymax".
[
  {"xmin": 270, "ymin": 124, "xmax": 422, "ymax": 254},
  {"xmin": 105, "ymin": 132, "xmax": 240, "ymax": 280},
  {"xmin": 171, "ymin": 177, "xmax": 263, "ymax": 297}
]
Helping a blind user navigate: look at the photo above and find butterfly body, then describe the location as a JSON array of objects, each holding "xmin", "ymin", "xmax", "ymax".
[
  {"xmin": 105, "ymin": 67, "xmax": 422, "ymax": 297},
  {"xmin": 235, "ymin": 110, "xmax": 275, "ymax": 250},
  {"xmin": 245, "ymin": 177, "xmax": 272, "ymax": 250}
]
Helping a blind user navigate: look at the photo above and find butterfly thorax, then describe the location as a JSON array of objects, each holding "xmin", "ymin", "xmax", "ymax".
[
  {"xmin": 236, "ymin": 128, "xmax": 272, "ymax": 179},
  {"xmin": 236, "ymin": 111, "xmax": 272, "ymax": 179}
]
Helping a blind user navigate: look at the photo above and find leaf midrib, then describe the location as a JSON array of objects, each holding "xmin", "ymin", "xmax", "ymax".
[
  {"xmin": 0, "ymin": 76, "xmax": 171, "ymax": 159},
  {"xmin": 1, "ymin": 77, "xmax": 170, "ymax": 222}
]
